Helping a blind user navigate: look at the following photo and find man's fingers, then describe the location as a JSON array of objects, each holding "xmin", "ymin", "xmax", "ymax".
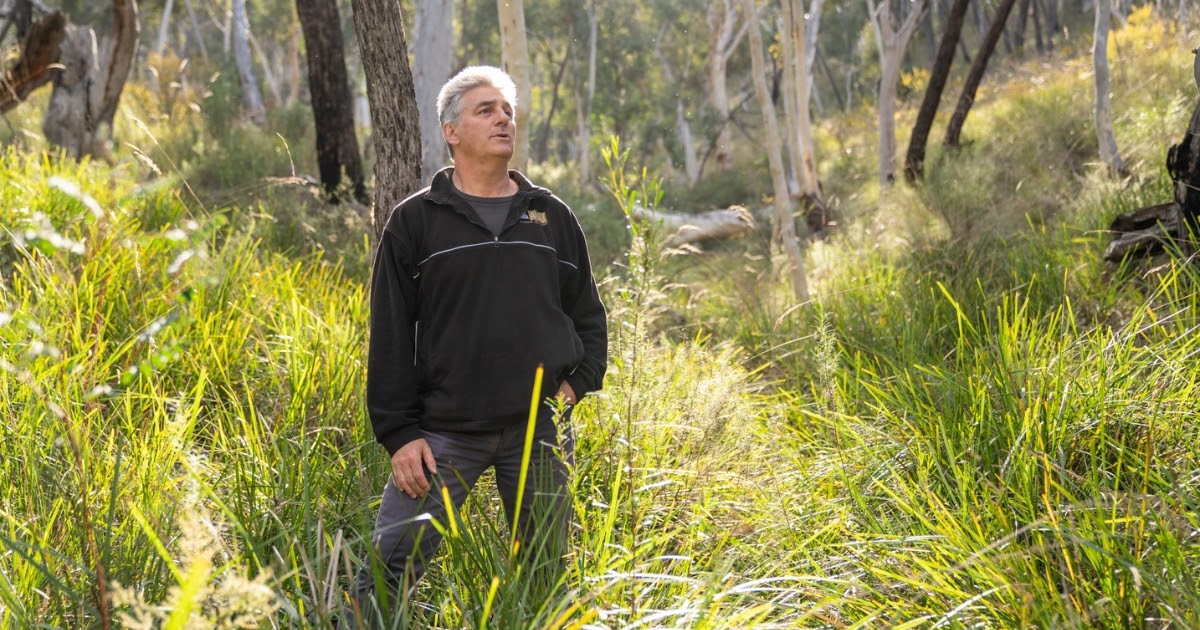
[{"xmin": 422, "ymin": 444, "xmax": 438, "ymax": 476}]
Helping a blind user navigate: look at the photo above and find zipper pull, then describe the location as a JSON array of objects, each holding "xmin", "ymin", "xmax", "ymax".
[{"xmin": 494, "ymin": 235, "xmax": 500, "ymax": 247}]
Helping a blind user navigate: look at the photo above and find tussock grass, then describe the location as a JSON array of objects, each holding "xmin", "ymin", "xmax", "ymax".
[{"xmin": 3, "ymin": 9, "xmax": 1200, "ymax": 629}]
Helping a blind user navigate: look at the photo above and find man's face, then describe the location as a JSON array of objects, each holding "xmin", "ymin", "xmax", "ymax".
[{"xmin": 444, "ymin": 86, "xmax": 515, "ymax": 164}]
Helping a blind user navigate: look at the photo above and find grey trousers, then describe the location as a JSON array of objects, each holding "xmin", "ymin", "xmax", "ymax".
[{"xmin": 351, "ymin": 408, "xmax": 574, "ymax": 618}]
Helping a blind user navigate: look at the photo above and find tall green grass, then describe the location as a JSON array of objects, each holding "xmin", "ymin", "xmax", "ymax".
[{"xmin": 3, "ymin": 9, "xmax": 1199, "ymax": 629}]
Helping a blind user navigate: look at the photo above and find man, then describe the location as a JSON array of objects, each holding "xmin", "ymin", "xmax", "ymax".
[{"xmin": 354, "ymin": 65, "xmax": 608, "ymax": 618}]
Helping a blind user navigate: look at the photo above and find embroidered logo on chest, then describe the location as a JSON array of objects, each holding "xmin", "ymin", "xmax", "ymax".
[{"xmin": 519, "ymin": 209, "xmax": 548, "ymax": 225}]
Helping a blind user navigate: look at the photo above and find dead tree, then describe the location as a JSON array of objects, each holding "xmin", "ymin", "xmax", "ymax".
[{"xmin": 1104, "ymin": 97, "xmax": 1200, "ymax": 262}]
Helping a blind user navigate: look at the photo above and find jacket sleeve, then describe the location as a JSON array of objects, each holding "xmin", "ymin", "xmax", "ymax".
[
  {"xmin": 366, "ymin": 220, "xmax": 424, "ymax": 456},
  {"xmin": 560, "ymin": 208, "xmax": 608, "ymax": 397}
]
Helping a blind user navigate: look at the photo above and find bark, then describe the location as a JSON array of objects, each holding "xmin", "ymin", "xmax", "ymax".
[
  {"xmin": 413, "ymin": 0, "xmax": 454, "ymax": 181},
  {"xmin": 631, "ymin": 203, "xmax": 756, "ymax": 245},
  {"xmin": 655, "ymin": 26, "xmax": 699, "ymax": 186},
  {"xmin": 43, "ymin": 0, "xmax": 140, "ymax": 160},
  {"xmin": 248, "ymin": 29, "xmax": 282, "ymax": 106},
  {"xmin": 782, "ymin": 0, "xmax": 822, "ymax": 211},
  {"xmin": 868, "ymin": 0, "xmax": 929, "ymax": 187},
  {"xmin": 1013, "ymin": 0, "xmax": 1030, "ymax": 49},
  {"xmin": 707, "ymin": 0, "xmax": 745, "ymax": 172},
  {"xmin": 183, "ymin": 0, "xmax": 208, "ymax": 62},
  {"xmin": 350, "ymin": 0, "xmax": 423, "ymax": 239},
  {"xmin": 1093, "ymin": 0, "xmax": 1124, "ymax": 174},
  {"xmin": 0, "ymin": 10, "xmax": 66, "ymax": 114},
  {"xmin": 231, "ymin": 0, "xmax": 264, "ymax": 125},
  {"xmin": 297, "ymin": 0, "xmax": 367, "ymax": 203},
  {"xmin": 904, "ymin": 0, "xmax": 970, "ymax": 183},
  {"xmin": 944, "ymin": 0, "xmax": 1019, "ymax": 147},
  {"xmin": 534, "ymin": 28, "xmax": 571, "ymax": 163},
  {"xmin": 743, "ymin": 0, "xmax": 808, "ymax": 303},
  {"xmin": 576, "ymin": 0, "xmax": 596, "ymax": 185},
  {"xmin": 153, "ymin": 0, "xmax": 175, "ymax": 57},
  {"xmin": 496, "ymin": 0, "xmax": 531, "ymax": 170}
]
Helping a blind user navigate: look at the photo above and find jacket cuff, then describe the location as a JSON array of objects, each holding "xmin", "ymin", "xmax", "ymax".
[{"xmin": 380, "ymin": 424, "xmax": 425, "ymax": 457}]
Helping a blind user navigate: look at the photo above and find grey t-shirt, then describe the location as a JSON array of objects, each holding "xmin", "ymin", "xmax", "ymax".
[{"xmin": 455, "ymin": 188, "xmax": 514, "ymax": 236}]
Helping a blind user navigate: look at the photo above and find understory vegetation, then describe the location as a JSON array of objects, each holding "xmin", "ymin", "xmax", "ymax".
[{"xmin": 2, "ymin": 10, "xmax": 1199, "ymax": 629}]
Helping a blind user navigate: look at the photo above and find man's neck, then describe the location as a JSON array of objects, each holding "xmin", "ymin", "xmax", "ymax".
[{"xmin": 451, "ymin": 162, "xmax": 516, "ymax": 198}]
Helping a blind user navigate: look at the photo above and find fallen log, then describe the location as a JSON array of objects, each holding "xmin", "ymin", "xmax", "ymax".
[
  {"xmin": 1105, "ymin": 93, "xmax": 1200, "ymax": 262},
  {"xmin": 631, "ymin": 203, "xmax": 756, "ymax": 246}
]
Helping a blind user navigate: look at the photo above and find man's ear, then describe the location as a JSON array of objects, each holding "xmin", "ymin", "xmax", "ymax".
[{"xmin": 442, "ymin": 121, "xmax": 458, "ymax": 148}]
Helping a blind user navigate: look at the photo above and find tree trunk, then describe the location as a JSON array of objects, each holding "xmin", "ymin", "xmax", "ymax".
[
  {"xmin": 1093, "ymin": 0, "xmax": 1123, "ymax": 174},
  {"xmin": 904, "ymin": 0, "xmax": 970, "ymax": 183},
  {"xmin": 350, "ymin": 0, "xmax": 423, "ymax": 239},
  {"xmin": 869, "ymin": 0, "xmax": 929, "ymax": 187},
  {"xmin": 1013, "ymin": 0, "xmax": 1030, "ymax": 49},
  {"xmin": 43, "ymin": 0, "xmax": 140, "ymax": 160},
  {"xmin": 576, "ymin": 0, "xmax": 597, "ymax": 186},
  {"xmin": 183, "ymin": 0, "xmax": 208, "ymax": 63},
  {"xmin": 944, "ymin": 0, "xmax": 1019, "ymax": 147},
  {"xmin": 707, "ymin": 0, "xmax": 744, "ymax": 173},
  {"xmin": 782, "ymin": 0, "xmax": 822, "ymax": 201},
  {"xmin": 231, "ymin": 0, "xmax": 264, "ymax": 125},
  {"xmin": 413, "ymin": 0, "xmax": 454, "ymax": 181},
  {"xmin": 297, "ymin": 0, "xmax": 367, "ymax": 203},
  {"xmin": 535, "ymin": 28, "xmax": 571, "ymax": 164},
  {"xmin": 248, "ymin": 29, "xmax": 282, "ymax": 106},
  {"xmin": 496, "ymin": 0, "xmax": 531, "ymax": 171},
  {"xmin": 743, "ymin": 0, "xmax": 809, "ymax": 303},
  {"xmin": 0, "ymin": 10, "xmax": 66, "ymax": 114},
  {"xmin": 154, "ymin": 0, "xmax": 175, "ymax": 57},
  {"xmin": 655, "ymin": 27, "xmax": 699, "ymax": 186}
]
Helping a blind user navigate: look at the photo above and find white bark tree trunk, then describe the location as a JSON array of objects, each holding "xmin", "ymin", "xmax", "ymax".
[
  {"xmin": 44, "ymin": 0, "xmax": 140, "ymax": 160},
  {"xmin": 413, "ymin": 0, "xmax": 454, "ymax": 182},
  {"xmin": 576, "ymin": 0, "xmax": 597, "ymax": 185},
  {"xmin": 496, "ymin": 0, "xmax": 531, "ymax": 171},
  {"xmin": 707, "ymin": 0, "xmax": 745, "ymax": 172},
  {"xmin": 248, "ymin": 29, "xmax": 282, "ymax": 106},
  {"xmin": 232, "ymin": 0, "xmax": 264, "ymax": 125},
  {"xmin": 655, "ymin": 28, "xmax": 699, "ymax": 186},
  {"xmin": 1093, "ymin": 0, "xmax": 1124, "ymax": 174},
  {"xmin": 183, "ymin": 0, "xmax": 208, "ymax": 62},
  {"xmin": 743, "ymin": 0, "xmax": 808, "ymax": 303},
  {"xmin": 868, "ymin": 0, "xmax": 928, "ymax": 187},
  {"xmin": 154, "ymin": 0, "xmax": 174, "ymax": 57}
]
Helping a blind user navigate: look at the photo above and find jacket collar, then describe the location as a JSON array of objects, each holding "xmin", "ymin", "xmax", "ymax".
[{"xmin": 425, "ymin": 166, "xmax": 550, "ymax": 205}]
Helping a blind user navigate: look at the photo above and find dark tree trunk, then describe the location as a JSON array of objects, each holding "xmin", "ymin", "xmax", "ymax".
[
  {"xmin": 0, "ymin": 10, "xmax": 66, "ymax": 113},
  {"xmin": 944, "ymin": 0, "xmax": 1019, "ymax": 147},
  {"xmin": 904, "ymin": 0, "xmax": 970, "ymax": 183},
  {"xmin": 350, "ymin": 0, "xmax": 423, "ymax": 240},
  {"xmin": 1030, "ymin": 0, "xmax": 1043, "ymax": 54},
  {"xmin": 1013, "ymin": 0, "xmax": 1030, "ymax": 49},
  {"xmin": 535, "ymin": 22, "xmax": 572, "ymax": 164},
  {"xmin": 1044, "ymin": 0, "xmax": 1057, "ymax": 51},
  {"xmin": 296, "ymin": 0, "xmax": 367, "ymax": 204}
]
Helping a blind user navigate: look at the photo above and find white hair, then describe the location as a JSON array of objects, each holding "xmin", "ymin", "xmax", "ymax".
[{"xmin": 436, "ymin": 65, "xmax": 518, "ymax": 126}]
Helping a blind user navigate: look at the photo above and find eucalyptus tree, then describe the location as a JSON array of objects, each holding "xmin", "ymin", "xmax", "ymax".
[
  {"xmin": 903, "ymin": 0, "xmax": 970, "ymax": 183},
  {"xmin": 1092, "ymin": 0, "xmax": 1123, "ymax": 174},
  {"xmin": 497, "ymin": 0, "xmax": 531, "ymax": 170},
  {"xmin": 42, "ymin": 0, "xmax": 139, "ymax": 159},
  {"xmin": 412, "ymin": 0, "xmax": 454, "ymax": 180},
  {"xmin": 944, "ymin": 0, "xmax": 1018, "ymax": 148},
  {"xmin": 231, "ymin": 0, "xmax": 264, "ymax": 124},
  {"xmin": 296, "ymin": 0, "xmax": 367, "ymax": 203},
  {"xmin": 350, "ymin": 0, "xmax": 422, "ymax": 238},
  {"xmin": 744, "ymin": 0, "xmax": 809, "ymax": 303},
  {"xmin": 867, "ymin": 0, "xmax": 929, "ymax": 187}
]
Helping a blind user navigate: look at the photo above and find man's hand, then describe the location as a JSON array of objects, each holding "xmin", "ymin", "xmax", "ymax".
[
  {"xmin": 391, "ymin": 438, "xmax": 437, "ymax": 498},
  {"xmin": 556, "ymin": 381, "xmax": 577, "ymax": 406}
]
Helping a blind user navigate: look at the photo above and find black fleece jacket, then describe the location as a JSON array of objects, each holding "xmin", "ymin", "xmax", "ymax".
[{"xmin": 367, "ymin": 168, "xmax": 608, "ymax": 456}]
